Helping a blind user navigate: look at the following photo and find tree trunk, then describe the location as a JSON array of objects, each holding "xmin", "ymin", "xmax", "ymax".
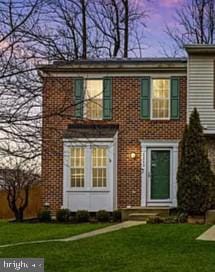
[
  {"xmin": 112, "ymin": 0, "xmax": 120, "ymax": 57},
  {"xmin": 13, "ymin": 209, "xmax": 24, "ymax": 222},
  {"xmin": 123, "ymin": 0, "xmax": 129, "ymax": 58},
  {"xmin": 81, "ymin": 0, "xmax": 87, "ymax": 59}
]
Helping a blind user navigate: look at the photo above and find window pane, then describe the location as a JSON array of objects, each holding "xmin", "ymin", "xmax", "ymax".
[
  {"xmin": 85, "ymin": 80, "xmax": 103, "ymax": 120},
  {"xmin": 152, "ymin": 79, "xmax": 169, "ymax": 119},
  {"xmin": 71, "ymin": 147, "xmax": 85, "ymax": 187},
  {"xmin": 92, "ymin": 147, "xmax": 107, "ymax": 187}
]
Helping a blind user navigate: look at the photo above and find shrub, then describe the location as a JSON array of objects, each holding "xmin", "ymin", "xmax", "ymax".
[
  {"xmin": 147, "ymin": 216, "xmax": 164, "ymax": 224},
  {"xmin": 163, "ymin": 216, "xmax": 178, "ymax": 224},
  {"xmin": 177, "ymin": 108, "xmax": 215, "ymax": 215},
  {"xmin": 112, "ymin": 210, "xmax": 122, "ymax": 222},
  {"xmin": 76, "ymin": 210, "xmax": 89, "ymax": 223},
  {"xmin": 38, "ymin": 210, "xmax": 51, "ymax": 222},
  {"xmin": 96, "ymin": 210, "xmax": 110, "ymax": 222},
  {"xmin": 56, "ymin": 209, "xmax": 70, "ymax": 222},
  {"xmin": 177, "ymin": 212, "xmax": 188, "ymax": 223}
]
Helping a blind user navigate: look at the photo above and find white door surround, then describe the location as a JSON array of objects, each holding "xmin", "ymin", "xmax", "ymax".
[
  {"xmin": 141, "ymin": 140, "xmax": 179, "ymax": 207},
  {"xmin": 63, "ymin": 135, "xmax": 118, "ymax": 212}
]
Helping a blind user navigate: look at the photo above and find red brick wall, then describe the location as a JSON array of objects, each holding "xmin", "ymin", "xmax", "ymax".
[
  {"xmin": 42, "ymin": 77, "xmax": 74, "ymax": 211},
  {"xmin": 112, "ymin": 77, "xmax": 187, "ymax": 207},
  {"xmin": 42, "ymin": 76, "xmax": 187, "ymax": 211}
]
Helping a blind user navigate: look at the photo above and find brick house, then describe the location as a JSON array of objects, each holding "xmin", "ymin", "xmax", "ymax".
[{"xmin": 39, "ymin": 45, "xmax": 215, "ymax": 213}]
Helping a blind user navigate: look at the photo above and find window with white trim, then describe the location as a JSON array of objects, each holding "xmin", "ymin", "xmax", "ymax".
[
  {"xmin": 71, "ymin": 147, "xmax": 85, "ymax": 187},
  {"xmin": 85, "ymin": 80, "xmax": 103, "ymax": 120},
  {"xmin": 70, "ymin": 146, "xmax": 108, "ymax": 188},
  {"xmin": 92, "ymin": 147, "xmax": 107, "ymax": 187},
  {"xmin": 152, "ymin": 79, "xmax": 170, "ymax": 119}
]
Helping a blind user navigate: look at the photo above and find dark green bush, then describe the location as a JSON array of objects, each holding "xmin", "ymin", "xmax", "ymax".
[
  {"xmin": 147, "ymin": 216, "xmax": 164, "ymax": 224},
  {"xmin": 96, "ymin": 210, "xmax": 110, "ymax": 222},
  {"xmin": 56, "ymin": 209, "xmax": 70, "ymax": 222},
  {"xmin": 177, "ymin": 212, "xmax": 188, "ymax": 223},
  {"xmin": 38, "ymin": 210, "xmax": 51, "ymax": 222},
  {"xmin": 112, "ymin": 210, "xmax": 122, "ymax": 222},
  {"xmin": 177, "ymin": 108, "xmax": 215, "ymax": 215},
  {"xmin": 163, "ymin": 216, "xmax": 178, "ymax": 224},
  {"xmin": 76, "ymin": 210, "xmax": 89, "ymax": 223}
]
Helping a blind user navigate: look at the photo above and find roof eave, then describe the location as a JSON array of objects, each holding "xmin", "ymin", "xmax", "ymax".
[
  {"xmin": 37, "ymin": 62, "xmax": 187, "ymax": 75},
  {"xmin": 184, "ymin": 44, "xmax": 215, "ymax": 55}
]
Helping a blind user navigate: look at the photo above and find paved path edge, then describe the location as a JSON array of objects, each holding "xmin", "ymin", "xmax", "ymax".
[
  {"xmin": 0, "ymin": 221, "xmax": 146, "ymax": 248},
  {"xmin": 197, "ymin": 225, "xmax": 215, "ymax": 241}
]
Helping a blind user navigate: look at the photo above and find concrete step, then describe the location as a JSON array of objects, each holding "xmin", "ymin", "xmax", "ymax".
[
  {"xmin": 128, "ymin": 212, "xmax": 158, "ymax": 221},
  {"xmin": 121, "ymin": 207, "xmax": 171, "ymax": 221}
]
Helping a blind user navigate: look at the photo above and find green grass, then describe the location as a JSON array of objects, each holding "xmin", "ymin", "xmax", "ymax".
[
  {"xmin": 0, "ymin": 224, "xmax": 214, "ymax": 272},
  {"xmin": 0, "ymin": 221, "xmax": 109, "ymax": 244}
]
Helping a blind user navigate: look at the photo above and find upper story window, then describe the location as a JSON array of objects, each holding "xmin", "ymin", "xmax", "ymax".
[
  {"xmin": 151, "ymin": 79, "xmax": 170, "ymax": 120},
  {"xmin": 85, "ymin": 80, "xmax": 103, "ymax": 120},
  {"xmin": 74, "ymin": 78, "xmax": 112, "ymax": 120}
]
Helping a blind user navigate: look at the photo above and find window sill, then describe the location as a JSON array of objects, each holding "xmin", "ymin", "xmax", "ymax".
[
  {"xmin": 66, "ymin": 188, "xmax": 110, "ymax": 193},
  {"xmin": 140, "ymin": 118, "xmax": 174, "ymax": 122}
]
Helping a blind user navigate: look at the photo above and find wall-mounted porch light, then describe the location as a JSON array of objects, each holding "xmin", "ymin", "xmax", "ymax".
[
  {"xmin": 44, "ymin": 202, "xmax": 50, "ymax": 209},
  {"xmin": 130, "ymin": 152, "xmax": 136, "ymax": 159}
]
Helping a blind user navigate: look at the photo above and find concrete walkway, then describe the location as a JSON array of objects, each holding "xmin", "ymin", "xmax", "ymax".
[
  {"xmin": 0, "ymin": 221, "xmax": 146, "ymax": 248},
  {"xmin": 197, "ymin": 225, "xmax": 215, "ymax": 241}
]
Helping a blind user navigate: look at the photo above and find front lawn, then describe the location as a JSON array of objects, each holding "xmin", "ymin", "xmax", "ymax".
[
  {"xmin": 0, "ymin": 221, "xmax": 109, "ymax": 244},
  {"xmin": 0, "ymin": 224, "xmax": 214, "ymax": 271}
]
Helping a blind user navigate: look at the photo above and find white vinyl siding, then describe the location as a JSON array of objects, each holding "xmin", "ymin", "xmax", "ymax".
[{"xmin": 188, "ymin": 56, "xmax": 215, "ymax": 130}]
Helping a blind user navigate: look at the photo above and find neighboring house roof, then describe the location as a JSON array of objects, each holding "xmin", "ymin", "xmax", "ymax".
[
  {"xmin": 64, "ymin": 122, "xmax": 119, "ymax": 139},
  {"xmin": 185, "ymin": 44, "xmax": 215, "ymax": 54}
]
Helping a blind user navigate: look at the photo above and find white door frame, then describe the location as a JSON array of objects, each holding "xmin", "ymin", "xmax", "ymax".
[
  {"xmin": 147, "ymin": 148, "xmax": 172, "ymax": 203},
  {"xmin": 141, "ymin": 140, "xmax": 179, "ymax": 207}
]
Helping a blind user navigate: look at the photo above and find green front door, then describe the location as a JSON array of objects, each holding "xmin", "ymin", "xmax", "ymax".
[{"xmin": 150, "ymin": 150, "xmax": 170, "ymax": 200}]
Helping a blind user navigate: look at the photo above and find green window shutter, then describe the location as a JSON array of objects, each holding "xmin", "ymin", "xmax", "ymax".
[
  {"xmin": 103, "ymin": 78, "xmax": 112, "ymax": 120},
  {"xmin": 74, "ymin": 78, "xmax": 84, "ymax": 118},
  {"xmin": 141, "ymin": 77, "xmax": 150, "ymax": 119},
  {"xmin": 171, "ymin": 77, "xmax": 180, "ymax": 119}
]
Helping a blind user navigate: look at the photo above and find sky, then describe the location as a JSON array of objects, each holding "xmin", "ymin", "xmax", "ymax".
[{"xmin": 140, "ymin": 0, "xmax": 185, "ymax": 56}]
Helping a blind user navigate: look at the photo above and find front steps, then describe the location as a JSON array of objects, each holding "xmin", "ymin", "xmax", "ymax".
[
  {"xmin": 121, "ymin": 207, "xmax": 171, "ymax": 221},
  {"xmin": 128, "ymin": 212, "xmax": 158, "ymax": 221}
]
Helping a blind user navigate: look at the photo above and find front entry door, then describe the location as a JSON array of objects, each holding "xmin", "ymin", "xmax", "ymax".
[{"xmin": 148, "ymin": 149, "xmax": 171, "ymax": 202}]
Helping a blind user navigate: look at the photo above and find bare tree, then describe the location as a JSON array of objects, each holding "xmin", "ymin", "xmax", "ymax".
[
  {"xmin": 90, "ymin": 0, "xmax": 149, "ymax": 58},
  {"xmin": 0, "ymin": 0, "xmax": 44, "ymax": 158},
  {"xmin": 21, "ymin": 0, "xmax": 150, "ymax": 60},
  {"xmin": 0, "ymin": 157, "xmax": 40, "ymax": 221},
  {"xmin": 166, "ymin": 0, "xmax": 215, "ymax": 54},
  {"xmin": 0, "ymin": 0, "xmax": 150, "ymax": 162},
  {"xmin": 18, "ymin": 0, "xmax": 90, "ymax": 61}
]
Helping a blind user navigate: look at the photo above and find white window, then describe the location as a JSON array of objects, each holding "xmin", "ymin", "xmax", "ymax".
[
  {"xmin": 71, "ymin": 147, "xmax": 85, "ymax": 187},
  {"xmin": 85, "ymin": 80, "xmax": 103, "ymax": 120},
  {"xmin": 70, "ymin": 146, "xmax": 108, "ymax": 189},
  {"xmin": 151, "ymin": 79, "xmax": 170, "ymax": 119},
  {"xmin": 92, "ymin": 147, "xmax": 107, "ymax": 187}
]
